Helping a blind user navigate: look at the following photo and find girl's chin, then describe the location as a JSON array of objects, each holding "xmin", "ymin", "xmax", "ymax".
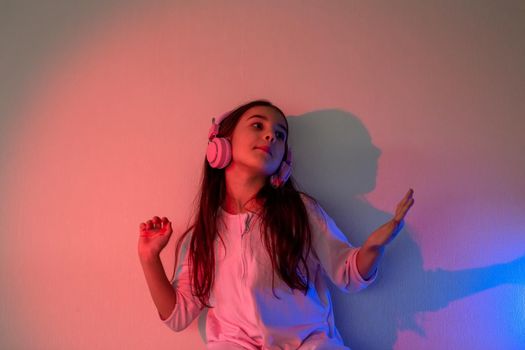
[{"xmin": 231, "ymin": 158, "xmax": 279, "ymax": 174}]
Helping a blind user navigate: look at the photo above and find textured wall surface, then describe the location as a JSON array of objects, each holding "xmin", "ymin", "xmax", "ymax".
[{"xmin": 1, "ymin": 1, "xmax": 524, "ymax": 349}]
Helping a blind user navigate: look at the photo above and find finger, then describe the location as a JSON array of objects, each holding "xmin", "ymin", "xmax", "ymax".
[
  {"xmin": 402, "ymin": 197, "xmax": 415, "ymax": 213},
  {"xmin": 153, "ymin": 216, "xmax": 161, "ymax": 228},
  {"xmin": 395, "ymin": 201, "xmax": 409, "ymax": 217},
  {"xmin": 147, "ymin": 220, "xmax": 153, "ymax": 229},
  {"xmin": 396, "ymin": 198, "xmax": 415, "ymax": 221},
  {"xmin": 161, "ymin": 217, "xmax": 169, "ymax": 228},
  {"xmin": 139, "ymin": 222, "xmax": 146, "ymax": 231},
  {"xmin": 400, "ymin": 189, "xmax": 414, "ymax": 204},
  {"xmin": 398, "ymin": 189, "xmax": 414, "ymax": 209}
]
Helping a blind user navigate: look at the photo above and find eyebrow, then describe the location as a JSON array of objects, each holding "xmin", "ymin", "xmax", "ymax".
[{"xmin": 247, "ymin": 115, "xmax": 288, "ymax": 133}]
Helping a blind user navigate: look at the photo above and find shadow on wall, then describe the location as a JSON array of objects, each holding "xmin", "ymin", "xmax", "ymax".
[
  {"xmin": 194, "ymin": 108, "xmax": 524, "ymax": 350},
  {"xmin": 287, "ymin": 109, "xmax": 524, "ymax": 350}
]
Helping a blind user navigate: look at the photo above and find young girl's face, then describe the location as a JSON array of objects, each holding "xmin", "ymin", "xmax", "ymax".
[{"xmin": 228, "ymin": 106, "xmax": 288, "ymax": 177}]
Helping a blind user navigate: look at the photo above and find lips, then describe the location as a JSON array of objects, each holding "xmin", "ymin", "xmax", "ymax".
[{"xmin": 255, "ymin": 146, "xmax": 272, "ymax": 156}]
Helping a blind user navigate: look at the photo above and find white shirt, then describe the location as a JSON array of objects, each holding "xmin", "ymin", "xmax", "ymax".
[{"xmin": 161, "ymin": 195, "xmax": 377, "ymax": 349}]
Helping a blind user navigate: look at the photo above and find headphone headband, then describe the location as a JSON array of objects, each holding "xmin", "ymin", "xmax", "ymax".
[{"xmin": 208, "ymin": 109, "xmax": 234, "ymax": 141}]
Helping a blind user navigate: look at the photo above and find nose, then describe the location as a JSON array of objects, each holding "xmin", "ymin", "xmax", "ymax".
[{"xmin": 265, "ymin": 131, "xmax": 277, "ymax": 143}]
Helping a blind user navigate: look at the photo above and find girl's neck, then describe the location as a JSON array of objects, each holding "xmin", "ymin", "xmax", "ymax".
[{"xmin": 223, "ymin": 166, "xmax": 266, "ymax": 214}]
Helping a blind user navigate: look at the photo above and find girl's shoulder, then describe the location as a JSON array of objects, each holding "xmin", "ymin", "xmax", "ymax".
[
  {"xmin": 298, "ymin": 192, "xmax": 323, "ymax": 211},
  {"xmin": 298, "ymin": 192, "xmax": 329, "ymax": 228},
  {"xmin": 299, "ymin": 192, "xmax": 315, "ymax": 209}
]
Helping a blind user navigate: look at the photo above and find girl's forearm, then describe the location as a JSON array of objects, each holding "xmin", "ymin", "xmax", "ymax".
[
  {"xmin": 356, "ymin": 239, "xmax": 385, "ymax": 281},
  {"xmin": 139, "ymin": 254, "xmax": 177, "ymax": 320}
]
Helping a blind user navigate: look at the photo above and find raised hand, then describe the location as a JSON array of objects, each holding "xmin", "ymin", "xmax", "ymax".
[
  {"xmin": 368, "ymin": 189, "xmax": 415, "ymax": 248},
  {"xmin": 138, "ymin": 216, "xmax": 173, "ymax": 260},
  {"xmin": 393, "ymin": 188, "xmax": 415, "ymax": 225}
]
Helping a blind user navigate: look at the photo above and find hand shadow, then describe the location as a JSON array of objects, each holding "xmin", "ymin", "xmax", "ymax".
[{"xmin": 285, "ymin": 109, "xmax": 525, "ymax": 350}]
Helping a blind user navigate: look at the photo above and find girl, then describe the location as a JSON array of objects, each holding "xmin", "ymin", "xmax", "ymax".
[{"xmin": 138, "ymin": 99, "xmax": 415, "ymax": 350}]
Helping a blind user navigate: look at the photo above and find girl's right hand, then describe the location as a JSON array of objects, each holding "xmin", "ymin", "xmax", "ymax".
[{"xmin": 138, "ymin": 216, "xmax": 173, "ymax": 260}]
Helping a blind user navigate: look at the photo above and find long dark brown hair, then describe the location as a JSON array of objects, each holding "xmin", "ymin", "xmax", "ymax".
[{"xmin": 171, "ymin": 99, "xmax": 321, "ymax": 308}]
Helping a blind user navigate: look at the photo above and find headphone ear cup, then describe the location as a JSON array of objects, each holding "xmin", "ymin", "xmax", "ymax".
[
  {"xmin": 270, "ymin": 161, "xmax": 292, "ymax": 188},
  {"xmin": 207, "ymin": 137, "xmax": 232, "ymax": 169},
  {"xmin": 270, "ymin": 146, "xmax": 293, "ymax": 188}
]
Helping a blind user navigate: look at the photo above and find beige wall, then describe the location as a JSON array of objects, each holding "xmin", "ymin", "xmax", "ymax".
[{"xmin": 1, "ymin": 1, "xmax": 524, "ymax": 349}]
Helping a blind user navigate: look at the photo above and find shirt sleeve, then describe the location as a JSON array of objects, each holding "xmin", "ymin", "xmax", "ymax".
[
  {"xmin": 160, "ymin": 233, "xmax": 204, "ymax": 332},
  {"xmin": 302, "ymin": 194, "xmax": 378, "ymax": 293}
]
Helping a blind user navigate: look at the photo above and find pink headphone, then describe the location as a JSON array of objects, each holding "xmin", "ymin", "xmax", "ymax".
[{"xmin": 206, "ymin": 109, "xmax": 293, "ymax": 189}]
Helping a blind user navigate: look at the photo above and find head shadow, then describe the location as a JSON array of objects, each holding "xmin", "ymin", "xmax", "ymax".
[{"xmin": 284, "ymin": 108, "xmax": 524, "ymax": 349}]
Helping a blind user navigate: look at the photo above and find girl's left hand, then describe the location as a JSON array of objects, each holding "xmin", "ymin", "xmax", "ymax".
[{"xmin": 368, "ymin": 189, "xmax": 415, "ymax": 247}]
